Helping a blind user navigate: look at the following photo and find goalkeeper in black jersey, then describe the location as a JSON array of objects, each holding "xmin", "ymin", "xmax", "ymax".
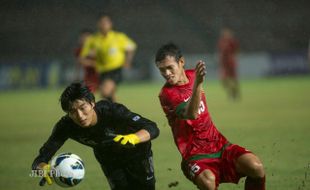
[{"xmin": 31, "ymin": 82, "xmax": 159, "ymax": 190}]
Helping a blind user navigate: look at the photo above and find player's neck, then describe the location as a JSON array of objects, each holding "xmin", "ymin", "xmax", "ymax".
[
  {"xmin": 99, "ymin": 30, "xmax": 110, "ymax": 36},
  {"xmin": 176, "ymin": 71, "xmax": 189, "ymax": 85},
  {"xmin": 90, "ymin": 110, "xmax": 98, "ymax": 126}
]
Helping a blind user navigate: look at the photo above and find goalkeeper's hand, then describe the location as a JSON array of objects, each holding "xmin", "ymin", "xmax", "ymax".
[
  {"xmin": 113, "ymin": 134, "xmax": 140, "ymax": 146},
  {"xmin": 38, "ymin": 164, "xmax": 53, "ymax": 186}
]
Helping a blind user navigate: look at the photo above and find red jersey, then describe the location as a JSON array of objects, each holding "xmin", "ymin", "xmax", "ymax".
[
  {"xmin": 159, "ymin": 70, "xmax": 228, "ymax": 160},
  {"xmin": 218, "ymin": 37, "xmax": 239, "ymax": 67},
  {"xmin": 74, "ymin": 46, "xmax": 98, "ymax": 92}
]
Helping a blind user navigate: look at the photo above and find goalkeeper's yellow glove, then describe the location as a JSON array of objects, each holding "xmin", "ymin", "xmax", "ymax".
[
  {"xmin": 42, "ymin": 164, "xmax": 53, "ymax": 185},
  {"xmin": 113, "ymin": 134, "xmax": 140, "ymax": 146}
]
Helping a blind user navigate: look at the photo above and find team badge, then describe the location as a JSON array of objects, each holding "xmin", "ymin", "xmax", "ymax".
[{"xmin": 132, "ymin": 115, "xmax": 140, "ymax": 121}]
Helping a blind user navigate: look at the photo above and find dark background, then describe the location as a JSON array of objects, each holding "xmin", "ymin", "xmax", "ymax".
[{"xmin": 1, "ymin": 0, "xmax": 310, "ymax": 81}]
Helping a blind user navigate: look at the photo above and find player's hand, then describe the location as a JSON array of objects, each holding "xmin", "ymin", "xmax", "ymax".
[
  {"xmin": 38, "ymin": 164, "xmax": 53, "ymax": 186},
  {"xmin": 113, "ymin": 134, "xmax": 140, "ymax": 146},
  {"xmin": 195, "ymin": 60, "xmax": 206, "ymax": 85}
]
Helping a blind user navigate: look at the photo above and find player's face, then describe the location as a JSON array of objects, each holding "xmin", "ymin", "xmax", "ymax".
[
  {"xmin": 156, "ymin": 55, "xmax": 186, "ymax": 85},
  {"xmin": 68, "ymin": 99, "xmax": 97, "ymax": 128},
  {"xmin": 98, "ymin": 16, "xmax": 112, "ymax": 34},
  {"xmin": 222, "ymin": 28, "xmax": 233, "ymax": 39}
]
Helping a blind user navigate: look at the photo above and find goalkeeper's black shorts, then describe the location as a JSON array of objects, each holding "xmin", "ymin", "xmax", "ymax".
[{"xmin": 94, "ymin": 150, "xmax": 155, "ymax": 190}]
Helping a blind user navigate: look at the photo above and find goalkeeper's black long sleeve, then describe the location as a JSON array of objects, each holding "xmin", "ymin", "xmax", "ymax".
[{"xmin": 31, "ymin": 100, "xmax": 159, "ymax": 169}]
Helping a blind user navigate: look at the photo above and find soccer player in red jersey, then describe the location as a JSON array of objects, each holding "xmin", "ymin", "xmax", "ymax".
[
  {"xmin": 156, "ymin": 43, "xmax": 265, "ymax": 190},
  {"xmin": 218, "ymin": 28, "xmax": 240, "ymax": 100},
  {"xmin": 74, "ymin": 29, "xmax": 99, "ymax": 92}
]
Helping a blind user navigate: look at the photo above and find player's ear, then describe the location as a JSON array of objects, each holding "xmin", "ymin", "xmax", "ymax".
[
  {"xmin": 91, "ymin": 102, "xmax": 95, "ymax": 108},
  {"xmin": 179, "ymin": 56, "xmax": 185, "ymax": 67}
]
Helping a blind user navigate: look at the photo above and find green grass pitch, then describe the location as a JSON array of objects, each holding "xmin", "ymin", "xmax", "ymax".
[{"xmin": 0, "ymin": 76, "xmax": 309, "ymax": 190}]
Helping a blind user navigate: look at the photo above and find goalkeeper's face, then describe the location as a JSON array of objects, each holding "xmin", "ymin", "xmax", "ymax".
[{"xmin": 68, "ymin": 99, "xmax": 97, "ymax": 128}]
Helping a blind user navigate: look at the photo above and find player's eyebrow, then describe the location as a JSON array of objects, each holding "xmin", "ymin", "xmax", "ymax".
[
  {"xmin": 68, "ymin": 102, "xmax": 86, "ymax": 113},
  {"xmin": 158, "ymin": 64, "xmax": 171, "ymax": 69},
  {"xmin": 79, "ymin": 102, "xmax": 86, "ymax": 107},
  {"xmin": 78, "ymin": 102, "xmax": 87, "ymax": 109}
]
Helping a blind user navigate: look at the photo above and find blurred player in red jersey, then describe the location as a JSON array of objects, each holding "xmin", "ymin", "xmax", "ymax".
[
  {"xmin": 156, "ymin": 43, "xmax": 265, "ymax": 190},
  {"xmin": 74, "ymin": 29, "xmax": 99, "ymax": 92},
  {"xmin": 218, "ymin": 27, "xmax": 240, "ymax": 100}
]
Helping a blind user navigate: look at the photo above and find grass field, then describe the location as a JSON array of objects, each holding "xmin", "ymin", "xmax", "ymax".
[{"xmin": 0, "ymin": 76, "xmax": 310, "ymax": 190}]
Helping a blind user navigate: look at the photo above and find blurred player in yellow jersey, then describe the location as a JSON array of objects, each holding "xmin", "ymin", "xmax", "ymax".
[{"xmin": 79, "ymin": 13, "xmax": 137, "ymax": 102}]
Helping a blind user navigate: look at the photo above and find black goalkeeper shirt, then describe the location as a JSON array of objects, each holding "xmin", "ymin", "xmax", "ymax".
[{"xmin": 32, "ymin": 100, "xmax": 159, "ymax": 169}]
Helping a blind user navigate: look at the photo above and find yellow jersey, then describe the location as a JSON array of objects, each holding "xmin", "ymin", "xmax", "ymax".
[{"xmin": 80, "ymin": 30, "xmax": 136, "ymax": 73}]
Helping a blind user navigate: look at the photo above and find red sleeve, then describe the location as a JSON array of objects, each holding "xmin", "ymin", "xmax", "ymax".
[{"xmin": 159, "ymin": 89, "xmax": 174, "ymax": 117}]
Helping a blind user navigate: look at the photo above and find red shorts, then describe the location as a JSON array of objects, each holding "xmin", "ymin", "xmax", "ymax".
[{"xmin": 181, "ymin": 144, "xmax": 251, "ymax": 187}]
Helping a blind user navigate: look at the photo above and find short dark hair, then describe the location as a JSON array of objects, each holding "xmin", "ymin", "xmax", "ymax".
[
  {"xmin": 60, "ymin": 82, "xmax": 95, "ymax": 112},
  {"xmin": 155, "ymin": 43, "xmax": 183, "ymax": 64},
  {"xmin": 97, "ymin": 12, "xmax": 112, "ymax": 21}
]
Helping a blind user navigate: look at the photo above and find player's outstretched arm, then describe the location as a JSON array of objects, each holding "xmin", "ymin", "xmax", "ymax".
[
  {"xmin": 111, "ymin": 102, "xmax": 159, "ymax": 146},
  {"xmin": 134, "ymin": 129, "xmax": 151, "ymax": 143},
  {"xmin": 31, "ymin": 120, "xmax": 69, "ymax": 186},
  {"xmin": 124, "ymin": 49, "xmax": 136, "ymax": 69},
  {"xmin": 183, "ymin": 61, "xmax": 206, "ymax": 119}
]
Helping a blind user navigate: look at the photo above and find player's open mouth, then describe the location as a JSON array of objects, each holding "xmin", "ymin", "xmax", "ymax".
[
  {"xmin": 79, "ymin": 120, "xmax": 87, "ymax": 125},
  {"xmin": 166, "ymin": 77, "xmax": 174, "ymax": 83}
]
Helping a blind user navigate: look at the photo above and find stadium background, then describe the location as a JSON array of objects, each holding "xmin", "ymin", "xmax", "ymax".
[
  {"xmin": 1, "ymin": 0, "xmax": 310, "ymax": 88},
  {"xmin": 0, "ymin": 0, "xmax": 310, "ymax": 190}
]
